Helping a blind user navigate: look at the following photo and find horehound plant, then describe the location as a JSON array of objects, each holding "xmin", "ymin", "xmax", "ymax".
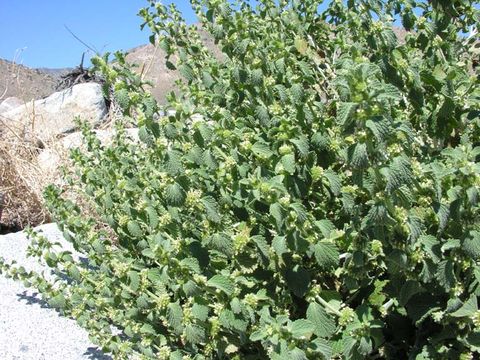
[{"xmin": 1, "ymin": 0, "xmax": 480, "ymax": 359}]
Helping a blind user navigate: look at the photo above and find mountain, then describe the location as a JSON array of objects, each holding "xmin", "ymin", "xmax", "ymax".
[
  {"xmin": 35, "ymin": 67, "xmax": 73, "ymax": 80},
  {"xmin": 0, "ymin": 59, "xmax": 58, "ymax": 102},
  {"xmin": 125, "ymin": 25, "xmax": 223, "ymax": 105}
]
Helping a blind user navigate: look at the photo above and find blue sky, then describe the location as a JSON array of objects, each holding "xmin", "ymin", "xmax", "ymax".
[
  {"xmin": 0, "ymin": 0, "xmax": 197, "ymax": 69},
  {"xmin": 0, "ymin": 0, "xmax": 327, "ymax": 69},
  {"xmin": 0, "ymin": 1, "xmax": 449, "ymax": 70}
]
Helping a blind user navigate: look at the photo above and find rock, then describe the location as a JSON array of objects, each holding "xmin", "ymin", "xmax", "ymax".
[
  {"xmin": 37, "ymin": 149, "xmax": 62, "ymax": 175},
  {"xmin": 0, "ymin": 97, "xmax": 23, "ymax": 114},
  {"xmin": 1, "ymin": 83, "xmax": 107, "ymax": 142},
  {"xmin": 0, "ymin": 223, "xmax": 111, "ymax": 359},
  {"xmin": 36, "ymin": 128, "xmax": 139, "ymax": 175}
]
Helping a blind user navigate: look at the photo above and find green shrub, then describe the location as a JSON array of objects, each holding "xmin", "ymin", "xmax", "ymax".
[{"xmin": 1, "ymin": 0, "xmax": 480, "ymax": 359}]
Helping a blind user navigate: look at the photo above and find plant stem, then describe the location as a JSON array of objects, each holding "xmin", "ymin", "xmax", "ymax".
[{"xmin": 316, "ymin": 294, "xmax": 342, "ymax": 317}]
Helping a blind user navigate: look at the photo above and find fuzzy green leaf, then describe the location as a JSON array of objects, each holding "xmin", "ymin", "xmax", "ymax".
[
  {"xmin": 255, "ymin": 105, "xmax": 270, "ymax": 126},
  {"xmin": 366, "ymin": 117, "xmax": 390, "ymax": 143},
  {"xmin": 451, "ymin": 296, "xmax": 478, "ymax": 318},
  {"xmin": 281, "ymin": 154, "xmax": 296, "ymax": 174},
  {"xmin": 167, "ymin": 303, "xmax": 184, "ymax": 335},
  {"xmin": 270, "ymin": 203, "xmax": 285, "ymax": 229},
  {"xmin": 146, "ymin": 206, "xmax": 159, "ymax": 229},
  {"xmin": 314, "ymin": 241, "xmax": 340, "ymax": 270},
  {"xmin": 164, "ymin": 151, "xmax": 184, "ymax": 176},
  {"xmin": 311, "ymin": 338, "xmax": 333, "ymax": 359},
  {"xmin": 377, "ymin": 83, "xmax": 401, "ymax": 102},
  {"xmin": 192, "ymin": 303, "xmax": 209, "ymax": 322},
  {"xmin": 179, "ymin": 64, "xmax": 195, "ymax": 82},
  {"xmin": 348, "ymin": 143, "xmax": 369, "ymax": 169},
  {"xmin": 127, "ymin": 220, "xmax": 143, "ymax": 237},
  {"xmin": 207, "ymin": 275, "xmax": 234, "ymax": 296},
  {"xmin": 436, "ymin": 260, "xmax": 456, "ymax": 290},
  {"xmin": 289, "ymin": 348, "xmax": 308, "ymax": 360},
  {"xmin": 250, "ymin": 69, "xmax": 263, "ymax": 86},
  {"xmin": 290, "ymin": 202, "xmax": 308, "ymax": 223},
  {"xmin": 114, "ymin": 88, "xmax": 130, "ymax": 110},
  {"xmin": 315, "ymin": 219, "xmax": 336, "ymax": 238},
  {"xmin": 336, "ymin": 102, "xmax": 357, "ymax": 126},
  {"xmin": 201, "ymin": 196, "xmax": 221, "ymax": 223},
  {"xmin": 48, "ymin": 294, "xmax": 66, "ymax": 309},
  {"xmin": 291, "ymin": 137, "xmax": 310, "ymax": 158},
  {"xmin": 272, "ymin": 236, "xmax": 288, "ymax": 256},
  {"xmin": 252, "ymin": 141, "xmax": 273, "ymax": 158},
  {"xmin": 291, "ymin": 83, "xmax": 305, "ymax": 103},
  {"xmin": 307, "ymin": 302, "xmax": 336, "ymax": 338},
  {"xmin": 385, "ymin": 156, "xmax": 413, "ymax": 193},
  {"xmin": 324, "ymin": 170, "xmax": 342, "ymax": 196},
  {"xmin": 463, "ymin": 231, "xmax": 480, "ymax": 260},
  {"xmin": 185, "ymin": 324, "xmax": 206, "ymax": 344},
  {"xmin": 165, "ymin": 183, "xmax": 186, "ymax": 207},
  {"xmin": 209, "ymin": 232, "xmax": 234, "ymax": 257},
  {"xmin": 290, "ymin": 319, "xmax": 315, "ymax": 339}
]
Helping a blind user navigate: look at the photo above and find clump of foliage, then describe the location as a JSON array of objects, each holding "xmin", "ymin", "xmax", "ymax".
[{"xmin": 1, "ymin": 0, "xmax": 480, "ymax": 358}]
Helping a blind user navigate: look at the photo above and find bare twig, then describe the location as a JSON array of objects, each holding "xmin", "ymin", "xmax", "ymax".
[
  {"xmin": 0, "ymin": 114, "xmax": 25, "ymax": 142},
  {"xmin": 141, "ymin": 40, "xmax": 161, "ymax": 81},
  {"xmin": 64, "ymin": 25, "xmax": 99, "ymax": 55},
  {"xmin": 0, "ymin": 48, "xmax": 26, "ymax": 101}
]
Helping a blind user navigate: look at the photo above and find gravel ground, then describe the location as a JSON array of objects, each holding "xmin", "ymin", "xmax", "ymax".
[{"xmin": 0, "ymin": 223, "xmax": 111, "ymax": 360}]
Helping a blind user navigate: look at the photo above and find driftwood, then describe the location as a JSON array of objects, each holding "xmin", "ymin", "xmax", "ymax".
[{"xmin": 55, "ymin": 53, "xmax": 104, "ymax": 91}]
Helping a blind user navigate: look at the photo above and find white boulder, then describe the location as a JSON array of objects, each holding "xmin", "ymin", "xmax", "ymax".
[
  {"xmin": 0, "ymin": 97, "xmax": 23, "ymax": 114},
  {"xmin": 37, "ymin": 149, "xmax": 62, "ymax": 175},
  {"xmin": 1, "ymin": 83, "xmax": 107, "ymax": 142}
]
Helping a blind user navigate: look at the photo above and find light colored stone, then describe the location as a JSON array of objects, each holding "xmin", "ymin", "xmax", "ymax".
[
  {"xmin": 1, "ymin": 83, "xmax": 107, "ymax": 142},
  {"xmin": 37, "ymin": 149, "xmax": 62, "ymax": 175},
  {"xmin": 0, "ymin": 97, "xmax": 23, "ymax": 114}
]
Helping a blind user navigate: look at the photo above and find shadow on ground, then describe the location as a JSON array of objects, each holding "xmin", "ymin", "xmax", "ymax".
[{"xmin": 16, "ymin": 291, "xmax": 112, "ymax": 360}]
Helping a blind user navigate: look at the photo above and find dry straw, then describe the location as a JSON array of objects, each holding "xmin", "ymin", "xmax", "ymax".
[
  {"xmin": 0, "ymin": 56, "xmax": 52, "ymax": 231},
  {"xmin": 0, "ymin": 114, "xmax": 56, "ymax": 231}
]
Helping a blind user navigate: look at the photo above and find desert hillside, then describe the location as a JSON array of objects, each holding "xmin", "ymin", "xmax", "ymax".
[
  {"xmin": 0, "ymin": 59, "xmax": 58, "ymax": 102},
  {"xmin": 125, "ymin": 25, "xmax": 223, "ymax": 104}
]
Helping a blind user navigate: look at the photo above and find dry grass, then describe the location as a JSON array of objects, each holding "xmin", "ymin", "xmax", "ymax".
[
  {"xmin": 0, "ymin": 101, "xmax": 124, "ymax": 234},
  {"xmin": 0, "ymin": 134, "xmax": 50, "ymax": 232},
  {"xmin": 0, "ymin": 54, "xmax": 50, "ymax": 232},
  {"xmin": 0, "ymin": 100, "xmax": 69, "ymax": 232}
]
